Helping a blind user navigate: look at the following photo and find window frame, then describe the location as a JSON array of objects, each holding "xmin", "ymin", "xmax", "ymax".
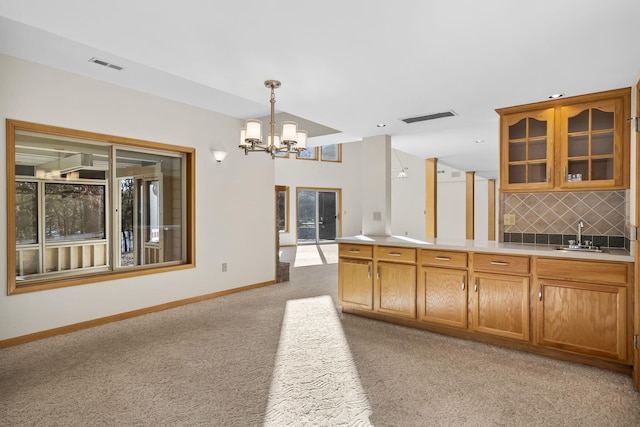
[
  {"xmin": 273, "ymin": 151, "xmax": 290, "ymax": 159},
  {"xmin": 275, "ymin": 185, "xmax": 290, "ymax": 234},
  {"xmin": 320, "ymin": 144, "xmax": 342, "ymax": 163},
  {"xmin": 6, "ymin": 119, "xmax": 196, "ymax": 295},
  {"xmin": 296, "ymin": 147, "xmax": 318, "ymax": 160}
]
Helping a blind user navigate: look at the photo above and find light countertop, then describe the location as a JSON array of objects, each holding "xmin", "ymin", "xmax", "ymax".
[{"xmin": 336, "ymin": 235, "xmax": 634, "ymax": 262}]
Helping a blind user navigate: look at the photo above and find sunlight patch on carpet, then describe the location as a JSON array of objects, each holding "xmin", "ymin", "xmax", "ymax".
[
  {"xmin": 292, "ymin": 245, "xmax": 338, "ymax": 267},
  {"xmin": 264, "ymin": 295, "xmax": 373, "ymax": 426}
]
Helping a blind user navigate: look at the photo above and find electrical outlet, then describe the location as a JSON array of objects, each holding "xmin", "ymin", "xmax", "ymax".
[
  {"xmin": 503, "ymin": 214, "xmax": 516, "ymax": 226},
  {"xmin": 222, "ymin": 262, "xmax": 227, "ymax": 272}
]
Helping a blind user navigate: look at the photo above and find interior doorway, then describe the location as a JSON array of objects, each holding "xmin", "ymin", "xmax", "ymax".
[{"xmin": 296, "ymin": 188, "xmax": 341, "ymax": 245}]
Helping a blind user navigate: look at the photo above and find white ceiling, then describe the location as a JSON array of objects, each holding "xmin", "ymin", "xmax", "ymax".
[{"xmin": 1, "ymin": 1, "xmax": 639, "ymax": 178}]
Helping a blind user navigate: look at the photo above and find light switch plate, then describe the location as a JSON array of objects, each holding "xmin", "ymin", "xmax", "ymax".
[{"xmin": 504, "ymin": 214, "xmax": 516, "ymax": 226}]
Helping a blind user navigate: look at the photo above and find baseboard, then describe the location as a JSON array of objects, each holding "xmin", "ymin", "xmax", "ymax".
[{"xmin": 0, "ymin": 280, "xmax": 276, "ymax": 349}]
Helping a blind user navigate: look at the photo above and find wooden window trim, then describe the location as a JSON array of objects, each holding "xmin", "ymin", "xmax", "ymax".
[
  {"xmin": 296, "ymin": 147, "xmax": 318, "ymax": 160},
  {"xmin": 320, "ymin": 144, "xmax": 342, "ymax": 163},
  {"xmin": 6, "ymin": 119, "xmax": 196, "ymax": 295},
  {"xmin": 276, "ymin": 185, "xmax": 290, "ymax": 234}
]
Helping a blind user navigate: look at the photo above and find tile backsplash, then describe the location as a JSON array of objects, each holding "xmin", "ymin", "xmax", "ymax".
[{"xmin": 501, "ymin": 190, "xmax": 628, "ymax": 246}]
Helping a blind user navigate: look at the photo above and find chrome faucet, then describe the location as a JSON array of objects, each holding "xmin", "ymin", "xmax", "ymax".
[{"xmin": 577, "ymin": 220, "xmax": 584, "ymax": 245}]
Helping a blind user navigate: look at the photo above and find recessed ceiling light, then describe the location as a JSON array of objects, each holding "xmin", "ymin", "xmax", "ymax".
[
  {"xmin": 377, "ymin": 123, "xmax": 386, "ymax": 128},
  {"xmin": 549, "ymin": 93, "xmax": 564, "ymax": 99}
]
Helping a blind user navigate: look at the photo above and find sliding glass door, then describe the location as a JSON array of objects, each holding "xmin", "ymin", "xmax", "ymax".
[{"xmin": 297, "ymin": 189, "xmax": 340, "ymax": 245}]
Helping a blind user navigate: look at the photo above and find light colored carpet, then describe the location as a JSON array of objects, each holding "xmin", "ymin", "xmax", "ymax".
[
  {"xmin": 264, "ymin": 295, "xmax": 372, "ymax": 426},
  {"xmin": 1, "ymin": 245, "xmax": 640, "ymax": 426}
]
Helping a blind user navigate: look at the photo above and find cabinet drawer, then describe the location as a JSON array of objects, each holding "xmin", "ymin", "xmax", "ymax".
[
  {"xmin": 536, "ymin": 258, "xmax": 629, "ymax": 284},
  {"xmin": 421, "ymin": 249, "xmax": 467, "ymax": 269},
  {"xmin": 339, "ymin": 244, "xmax": 373, "ymax": 259},
  {"xmin": 377, "ymin": 246, "xmax": 416, "ymax": 263},
  {"xmin": 473, "ymin": 253, "xmax": 529, "ymax": 275}
]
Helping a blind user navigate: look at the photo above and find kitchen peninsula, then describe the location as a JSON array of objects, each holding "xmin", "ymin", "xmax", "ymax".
[{"xmin": 337, "ymin": 235, "xmax": 634, "ymax": 374}]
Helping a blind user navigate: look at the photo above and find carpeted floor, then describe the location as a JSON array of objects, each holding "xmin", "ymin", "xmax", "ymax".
[{"xmin": 1, "ymin": 244, "xmax": 640, "ymax": 426}]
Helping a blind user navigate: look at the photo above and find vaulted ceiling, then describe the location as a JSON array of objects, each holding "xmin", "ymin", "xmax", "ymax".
[{"xmin": 1, "ymin": 1, "xmax": 639, "ymax": 178}]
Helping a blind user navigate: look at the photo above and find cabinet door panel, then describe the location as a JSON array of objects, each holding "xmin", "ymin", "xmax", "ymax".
[
  {"xmin": 559, "ymin": 97, "xmax": 623, "ymax": 189},
  {"xmin": 420, "ymin": 267, "xmax": 467, "ymax": 329},
  {"xmin": 535, "ymin": 279, "xmax": 628, "ymax": 362},
  {"xmin": 471, "ymin": 273, "xmax": 530, "ymax": 341},
  {"xmin": 500, "ymin": 108, "xmax": 555, "ymax": 191},
  {"xmin": 339, "ymin": 258, "xmax": 373, "ymax": 310},
  {"xmin": 377, "ymin": 262, "xmax": 416, "ymax": 319}
]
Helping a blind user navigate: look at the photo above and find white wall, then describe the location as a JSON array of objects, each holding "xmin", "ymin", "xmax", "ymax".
[
  {"xmin": 360, "ymin": 135, "xmax": 391, "ymax": 236},
  {"xmin": 0, "ymin": 54, "xmax": 275, "ymax": 341},
  {"xmin": 391, "ymin": 149, "xmax": 426, "ymax": 239},
  {"xmin": 437, "ymin": 164, "xmax": 467, "ymax": 240},
  {"xmin": 275, "ymin": 142, "xmax": 363, "ymax": 246}
]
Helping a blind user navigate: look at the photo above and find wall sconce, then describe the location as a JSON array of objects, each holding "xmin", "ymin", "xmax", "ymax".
[{"xmin": 211, "ymin": 149, "xmax": 228, "ymax": 163}]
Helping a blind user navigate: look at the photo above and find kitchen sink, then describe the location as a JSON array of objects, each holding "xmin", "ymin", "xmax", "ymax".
[{"xmin": 554, "ymin": 246, "xmax": 606, "ymax": 253}]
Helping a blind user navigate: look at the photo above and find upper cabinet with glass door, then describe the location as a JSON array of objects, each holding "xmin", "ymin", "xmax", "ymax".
[
  {"xmin": 500, "ymin": 108, "xmax": 554, "ymax": 191},
  {"xmin": 497, "ymin": 88, "xmax": 630, "ymax": 193},
  {"xmin": 559, "ymin": 97, "xmax": 625, "ymax": 189}
]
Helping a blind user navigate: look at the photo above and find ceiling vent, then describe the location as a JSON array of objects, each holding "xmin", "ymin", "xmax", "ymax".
[
  {"xmin": 89, "ymin": 57, "xmax": 124, "ymax": 71},
  {"xmin": 401, "ymin": 110, "xmax": 457, "ymax": 124}
]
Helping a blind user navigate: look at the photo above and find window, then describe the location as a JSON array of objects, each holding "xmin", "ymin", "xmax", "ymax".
[
  {"xmin": 276, "ymin": 185, "xmax": 289, "ymax": 233},
  {"xmin": 7, "ymin": 119, "xmax": 195, "ymax": 294},
  {"xmin": 296, "ymin": 147, "xmax": 318, "ymax": 160},
  {"xmin": 321, "ymin": 144, "xmax": 341, "ymax": 162}
]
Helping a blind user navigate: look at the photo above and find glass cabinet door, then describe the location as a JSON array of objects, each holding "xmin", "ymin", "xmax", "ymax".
[
  {"xmin": 560, "ymin": 98, "xmax": 621, "ymax": 188},
  {"xmin": 501, "ymin": 108, "xmax": 554, "ymax": 190}
]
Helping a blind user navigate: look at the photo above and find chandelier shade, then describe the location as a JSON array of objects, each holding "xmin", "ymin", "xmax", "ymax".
[{"xmin": 239, "ymin": 80, "xmax": 308, "ymax": 157}]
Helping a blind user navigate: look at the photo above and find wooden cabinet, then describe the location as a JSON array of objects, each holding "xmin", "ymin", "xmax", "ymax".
[
  {"xmin": 338, "ymin": 244, "xmax": 373, "ymax": 310},
  {"xmin": 339, "ymin": 241, "xmax": 634, "ymax": 372},
  {"xmin": 534, "ymin": 257, "xmax": 632, "ymax": 362},
  {"xmin": 375, "ymin": 246, "xmax": 417, "ymax": 319},
  {"xmin": 418, "ymin": 249, "xmax": 468, "ymax": 329},
  {"xmin": 559, "ymin": 97, "xmax": 626, "ymax": 189},
  {"xmin": 497, "ymin": 88, "xmax": 630, "ymax": 192},
  {"xmin": 338, "ymin": 244, "xmax": 417, "ymax": 318},
  {"xmin": 500, "ymin": 108, "xmax": 555, "ymax": 191},
  {"xmin": 470, "ymin": 253, "xmax": 530, "ymax": 341}
]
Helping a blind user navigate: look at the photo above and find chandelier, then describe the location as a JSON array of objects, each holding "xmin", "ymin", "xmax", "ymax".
[{"xmin": 239, "ymin": 80, "xmax": 307, "ymax": 157}]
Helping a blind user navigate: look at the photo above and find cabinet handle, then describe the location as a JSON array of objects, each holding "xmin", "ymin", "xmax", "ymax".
[
  {"xmin": 368, "ymin": 265, "xmax": 371, "ymax": 279},
  {"xmin": 538, "ymin": 284, "xmax": 543, "ymax": 301},
  {"xmin": 490, "ymin": 261, "xmax": 510, "ymax": 266},
  {"xmin": 435, "ymin": 256, "xmax": 451, "ymax": 261},
  {"xmin": 376, "ymin": 266, "xmax": 380, "ymax": 280},
  {"xmin": 348, "ymin": 249, "xmax": 360, "ymax": 253},
  {"xmin": 474, "ymin": 278, "xmax": 478, "ymax": 292},
  {"xmin": 461, "ymin": 276, "xmax": 465, "ymax": 291},
  {"xmin": 388, "ymin": 253, "xmax": 402, "ymax": 257}
]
